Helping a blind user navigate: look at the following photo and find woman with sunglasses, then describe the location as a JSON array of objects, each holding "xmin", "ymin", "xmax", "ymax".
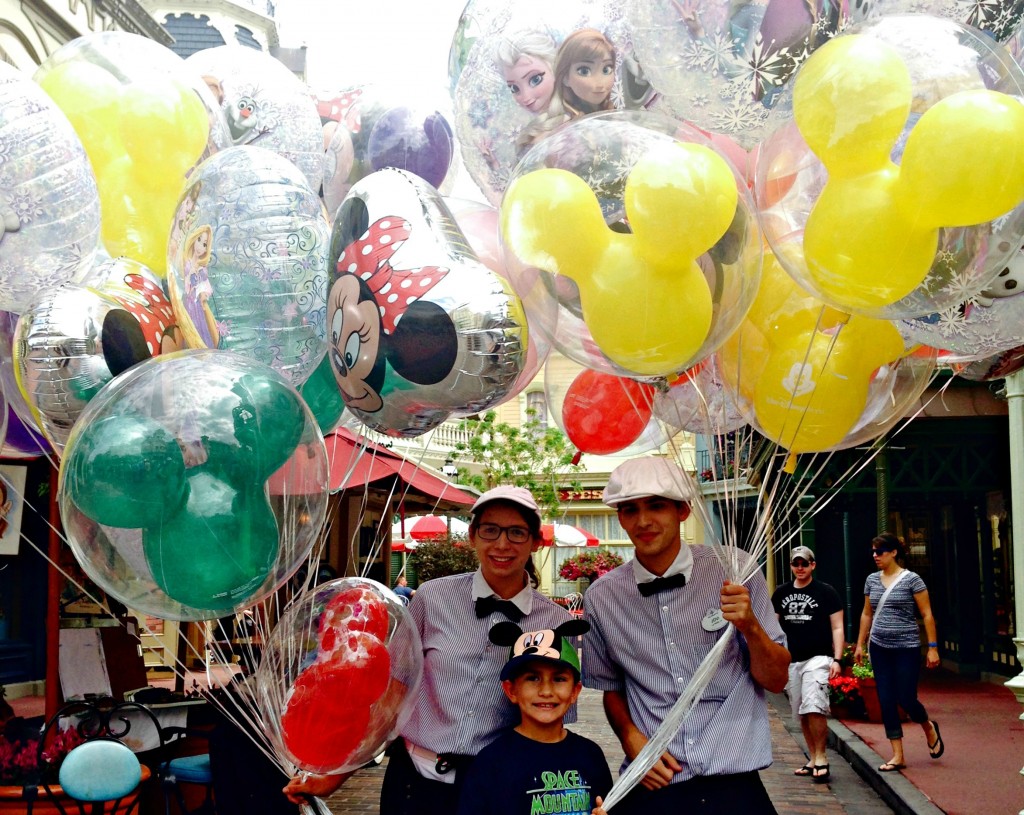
[
  {"xmin": 853, "ymin": 533, "xmax": 943, "ymax": 774},
  {"xmin": 284, "ymin": 485, "xmax": 573, "ymax": 815}
]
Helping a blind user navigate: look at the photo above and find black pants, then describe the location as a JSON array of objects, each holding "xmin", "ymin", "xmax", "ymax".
[
  {"xmin": 870, "ymin": 643, "xmax": 930, "ymax": 740},
  {"xmin": 380, "ymin": 740, "xmax": 472, "ymax": 815},
  {"xmin": 617, "ymin": 771, "xmax": 777, "ymax": 815}
]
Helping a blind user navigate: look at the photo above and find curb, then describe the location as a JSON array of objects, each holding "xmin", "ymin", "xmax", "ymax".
[{"xmin": 826, "ymin": 716, "xmax": 946, "ymax": 815}]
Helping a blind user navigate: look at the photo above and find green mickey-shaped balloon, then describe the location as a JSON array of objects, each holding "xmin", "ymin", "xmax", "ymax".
[
  {"xmin": 143, "ymin": 465, "xmax": 279, "ymax": 612},
  {"xmin": 202, "ymin": 372, "xmax": 308, "ymax": 485},
  {"xmin": 298, "ymin": 355, "xmax": 345, "ymax": 434},
  {"xmin": 61, "ymin": 412, "xmax": 188, "ymax": 529}
]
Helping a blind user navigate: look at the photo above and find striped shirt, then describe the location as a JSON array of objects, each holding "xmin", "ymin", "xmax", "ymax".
[
  {"xmin": 401, "ymin": 571, "xmax": 574, "ymax": 756},
  {"xmin": 864, "ymin": 570, "xmax": 928, "ymax": 649},
  {"xmin": 582, "ymin": 545, "xmax": 786, "ymax": 782}
]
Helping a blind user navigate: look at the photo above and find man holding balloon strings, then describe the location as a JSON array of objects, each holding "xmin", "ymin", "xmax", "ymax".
[{"xmin": 582, "ymin": 458, "xmax": 790, "ymax": 814}]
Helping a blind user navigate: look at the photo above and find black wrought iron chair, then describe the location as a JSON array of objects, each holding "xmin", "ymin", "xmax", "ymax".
[{"xmin": 34, "ymin": 696, "xmax": 161, "ymax": 815}]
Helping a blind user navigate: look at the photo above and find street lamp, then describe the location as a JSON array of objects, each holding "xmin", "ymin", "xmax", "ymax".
[{"xmin": 442, "ymin": 459, "xmax": 458, "ymax": 479}]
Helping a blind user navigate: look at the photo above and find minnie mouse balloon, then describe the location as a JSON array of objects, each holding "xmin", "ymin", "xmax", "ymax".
[
  {"xmin": 0, "ymin": 63, "xmax": 101, "ymax": 313},
  {"xmin": 327, "ymin": 168, "xmax": 528, "ymax": 436},
  {"xmin": 167, "ymin": 146, "xmax": 329, "ymax": 386}
]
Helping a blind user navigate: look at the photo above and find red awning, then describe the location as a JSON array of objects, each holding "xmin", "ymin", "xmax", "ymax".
[{"xmin": 326, "ymin": 428, "xmax": 477, "ymax": 506}]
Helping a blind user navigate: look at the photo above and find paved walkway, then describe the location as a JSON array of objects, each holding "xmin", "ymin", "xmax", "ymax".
[{"xmin": 320, "ymin": 687, "xmax": 893, "ymax": 814}]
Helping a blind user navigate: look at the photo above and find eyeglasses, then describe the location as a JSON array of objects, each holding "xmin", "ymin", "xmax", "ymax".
[
  {"xmin": 791, "ymin": 559, "xmax": 811, "ymax": 567},
  {"xmin": 872, "ymin": 548, "xmax": 892, "ymax": 556},
  {"xmin": 476, "ymin": 523, "xmax": 532, "ymax": 544}
]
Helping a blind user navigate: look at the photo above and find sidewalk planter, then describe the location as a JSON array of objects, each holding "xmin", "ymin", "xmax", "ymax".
[
  {"xmin": 0, "ymin": 766, "xmax": 149, "ymax": 814},
  {"xmin": 859, "ymin": 677, "xmax": 883, "ymax": 722}
]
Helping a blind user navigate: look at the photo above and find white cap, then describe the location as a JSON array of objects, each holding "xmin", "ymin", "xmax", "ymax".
[
  {"xmin": 791, "ymin": 546, "xmax": 815, "ymax": 563},
  {"xmin": 603, "ymin": 458, "xmax": 694, "ymax": 506},
  {"xmin": 471, "ymin": 485, "xmax": 542, "ymax": 526}
]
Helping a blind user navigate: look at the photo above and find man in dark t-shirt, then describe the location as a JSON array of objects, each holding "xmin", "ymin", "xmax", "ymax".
[{"xmin": 772, "ymin": 546, "xmax": 844, "ymax": 782}]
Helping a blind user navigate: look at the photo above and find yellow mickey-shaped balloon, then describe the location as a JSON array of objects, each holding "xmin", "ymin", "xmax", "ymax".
[
  {"xmin": 754, "ymin": 317, "xmax": 905, "ymax": 453},
  {"xmin": 720, "ymin": 249, "xmax": 906, "ymax": 454},
  {"xmin": 794, "ymin": 33, "xmax": 1024, "ymax": 311},
  {"xmin": 898, "ymin": 90, "xmax": 1024, "ymax": 228},
  {"xmin": 794, "ymin": 35, "xmax": 912, "ymax": 180},
  {"xmin": 502, "ymin": 141, "xmax": 736, "ymax": 376}
]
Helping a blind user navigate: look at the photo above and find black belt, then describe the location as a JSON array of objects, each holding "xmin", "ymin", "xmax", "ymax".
[{"xmin": 434, "ymin": 752, "xmax": 474, "ymax": 775}]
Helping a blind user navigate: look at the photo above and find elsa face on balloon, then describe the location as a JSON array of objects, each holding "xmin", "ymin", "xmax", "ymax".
[{"xmin": 494, "ymin": 30, "xmax": 558, "ymax": 115}]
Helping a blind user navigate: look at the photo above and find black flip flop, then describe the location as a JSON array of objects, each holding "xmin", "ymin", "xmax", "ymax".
[
  {"xmin": 928, "ymin": 720, "xmax": 944, "ymax": 759},
  {"xmin": 878, "ymin": 761, "xmax": 906, "ymax": 772},
  {"xmin": 793, "ymin": 765, "xmax": 814, "ymax": 776},
  {"xmin": 813, "ymin": 764, "xmax": 830, "ymax": 782}
]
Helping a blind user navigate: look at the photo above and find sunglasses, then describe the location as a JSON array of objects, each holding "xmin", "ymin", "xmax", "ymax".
[
  {"xmin": 791, "ymin": 559, "xmax": 811, "ymax": 567},
  {"xmin": 872, "ymin": 548, "xmax": 893, "ymax": 556}
]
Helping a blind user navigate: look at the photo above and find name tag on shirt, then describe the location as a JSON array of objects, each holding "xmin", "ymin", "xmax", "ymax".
[{"xmin": 702, "ymin": 608, "xmax": 727, "ymax": 632}]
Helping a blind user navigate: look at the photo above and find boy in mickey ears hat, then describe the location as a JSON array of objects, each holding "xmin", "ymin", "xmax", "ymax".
[
  {"xmin": 456, "ymin": 619, "xmax": 612, "ymax": 815},
  {"xmin": 581, "ymin": 457, "xmax": 790, "ymax": 814}
]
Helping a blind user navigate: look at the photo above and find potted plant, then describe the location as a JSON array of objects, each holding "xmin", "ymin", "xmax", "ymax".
[
  {"xmin": 558, "ymin": 550, "xmax": 624, "ymax": 588},
  {"xmin": 828, "ymin": 674, "xmax": 864, "ymax": 719}
]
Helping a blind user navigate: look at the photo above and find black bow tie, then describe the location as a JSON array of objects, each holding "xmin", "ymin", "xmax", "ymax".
[
  {"xmin": 475, "ymin": 597, "xmax": 524, "ymax": 622},
  {"xmin": 637, "ymin": 573, "xmax": 688, "ymax": 597}
]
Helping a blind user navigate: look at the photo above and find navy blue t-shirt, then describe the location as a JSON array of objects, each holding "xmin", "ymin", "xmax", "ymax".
[{"xmin": 456, "ymin": 729, "xmax": 612, "ymax": 815}]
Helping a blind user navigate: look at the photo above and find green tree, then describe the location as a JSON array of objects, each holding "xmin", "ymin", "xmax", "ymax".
[
  {"xmin": 452, "ymin": 409, "xmax": 583, "ymax": 520},
  {"xmin": 413, "ymin": 534, "xmax": 479, "ymax": 582}
]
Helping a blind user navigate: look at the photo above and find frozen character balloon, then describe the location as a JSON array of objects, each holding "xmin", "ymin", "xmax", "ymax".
[
  {"xmin": 181, "ymin": 226, "xmax": 220, "ymax": 349},
  {"xmin": 555, "ymin": 28, "xmax": 616, "ymax": 118},
  {"xmin": 493, "ymin": 30, "xmax": 558, "ymax": 115},
  {"xmin": 327, "ymin": 216, "xmax": 455, "ymax": 414}
]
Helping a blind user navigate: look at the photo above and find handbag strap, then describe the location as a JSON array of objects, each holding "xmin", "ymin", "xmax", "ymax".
[{"xmin": 870, "ymin": 570, "xmax": 908, "ymax": 639}]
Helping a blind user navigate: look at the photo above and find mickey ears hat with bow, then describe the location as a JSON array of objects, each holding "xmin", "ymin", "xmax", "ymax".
[{"xmin": 489, "ymin": 619, "xmax": 590, "ymax": 682}]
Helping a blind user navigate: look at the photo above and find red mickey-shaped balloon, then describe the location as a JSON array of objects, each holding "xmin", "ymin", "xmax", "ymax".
[
  {"xmin": 281, "ymin": 666, "xmax": 372, "ymax": 771},
  {"xmin": 318, "ymin": 585, "xmax": 390, "ymax": 648}
]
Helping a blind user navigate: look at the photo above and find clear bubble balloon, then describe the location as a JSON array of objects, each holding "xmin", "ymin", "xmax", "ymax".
[
  {"xmin": 500, "ymin": 111, "xmax": 761, "ymax": 379},
  {"xmin": 167, "ymin": 146, "xmax": 329, "ymax": 386},
  {"xmin": 255, "ymin": 577, "xmax": 422, "ymax": 774},
  {"xmin": 626, "ymin": 0, "xmax": 848, "ymax": 149},
  {"xmin": 317, "ymin": 85, "xmax": 455, "ymax": 220},
  {"xmin": 58, "ymin": 350, "xmax": 328, "ymax": 621},
  {"xmin": 187, "ymin": 45, "xmax": 324, "ymax": 193},
  {"xmin": 756, "ymin": 14, "xmax": 1024, "ymax": 320},
  {"xmin": 653, "ymin": 358, "xmax": 748, "ymax": 436},
  {"xmin": 34, "ymin": 32, "xmax": 228, "ymax": 276},
  {"xmin": 862, "ymin": 0, "xmax": 1024, "ymax": 42},
  {"xmin": 545, "ymin": 356, "xmax": 670, "ymax": 455},
  {"xmin": 0, "ymin": 63, "xmax": 101, "ymax": 313},
  {"xmin": 718, "ymin": 250, "xmax": 937, "ymax": 455},
  {"xmin": 899, "ymin": 256, "xmax": 1024, "ymax": 361},
  {"xmin": 450, "ymin": 0, "xmax": 656, "ymax": 203}
]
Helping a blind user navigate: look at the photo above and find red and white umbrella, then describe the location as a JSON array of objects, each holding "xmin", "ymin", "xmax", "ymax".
[
  {"xmin": 541, "ymin": 523, "xmax": 599, "ymax": 547},
  {"xmin": 391, "ymin": 514, "xmax": 469, "ymax": 544}
]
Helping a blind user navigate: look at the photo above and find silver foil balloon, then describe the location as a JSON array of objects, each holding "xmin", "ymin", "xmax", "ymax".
[
  {"xmin": 14, "ymin": 285, "xmax": 122, "ymax": 453},
  {"xmin": 0, "ymin": 63, "xmax": 101, "ymax": 313},
  {"xmin": 166, "ymin": 146, "xmax": 329, "ymax": 386},
  {"xmin": 327, "ymin": 168, "xmax": 528, "ymax": 436}
]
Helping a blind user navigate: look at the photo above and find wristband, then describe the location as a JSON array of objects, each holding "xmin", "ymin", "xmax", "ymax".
[{"xmin": 927, "ymin": 642, "xmax": 938, "ymax": 648}]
